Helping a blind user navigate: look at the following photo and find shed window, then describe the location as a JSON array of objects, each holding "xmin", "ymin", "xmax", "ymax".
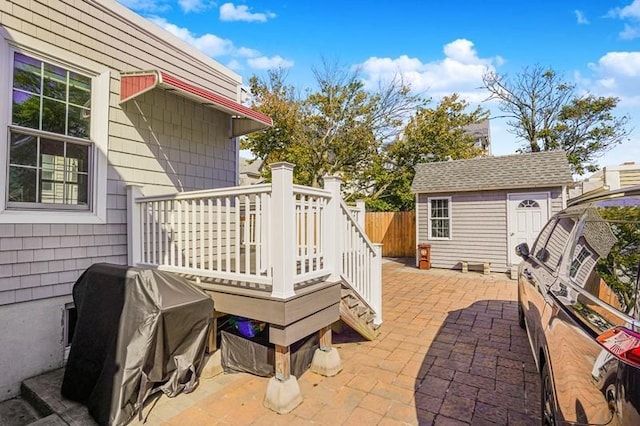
[
  {"xmin": 570, "ymin": 246, "xmax": 591, "ymax": 279},
  {"xmin": 518, "ymin": 200, "xmax": 540, "ymax": 208},
  {"xmin": 428, "ymin": 197, "xmax": 451, "ymax": 240}
]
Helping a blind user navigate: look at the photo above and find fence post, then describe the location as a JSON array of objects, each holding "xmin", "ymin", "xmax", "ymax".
[
  {"xmin": 323, "ymin": 176, "xmax": 343, "ymax": 282},
  {"xmin": 270, "ymin": 162, "xmax": 296, "ymax": 299},
  {"xmin": 355, "ymin": 199, "xmax": 366, "ymax": 229},
  {"xmin": 127, "ymin": 185, "xmax": 143, "ymax": 266},
  {"xmin": 372, "ymin": 243, "xmax": 383, "ymax": 325}
]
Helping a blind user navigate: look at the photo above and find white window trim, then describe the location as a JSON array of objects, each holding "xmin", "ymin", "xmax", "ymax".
[
  {"xmin": 0, "ymin": 33, "xmax": 109, "ymax": 224},
  {"xmin": 427, "ymin": 196, "xmax": 452, "ymax": 240}
]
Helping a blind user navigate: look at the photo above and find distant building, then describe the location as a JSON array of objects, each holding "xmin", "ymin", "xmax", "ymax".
[
  {"xmin": 239, "ymin": 158, "xmax": 264, "ymax": 185},
  {"xmin": 463, "ymin": 120, "xmax": 491, "ymax": 156},
  {"xmin": 569, "ymin": 162, "xmax": 640, "ymax": 203}
]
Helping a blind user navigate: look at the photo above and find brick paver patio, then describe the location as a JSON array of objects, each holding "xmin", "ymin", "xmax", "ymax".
[{"xmin": 134, "ymin": 259, "xmax": 541, "ymax": 425}]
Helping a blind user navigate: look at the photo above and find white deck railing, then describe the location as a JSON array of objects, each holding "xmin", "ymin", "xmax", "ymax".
[{"xmin": 127, "ymin": 162, "xmax": 381, "ymax": 323}]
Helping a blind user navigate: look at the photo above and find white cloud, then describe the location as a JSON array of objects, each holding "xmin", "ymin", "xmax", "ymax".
[
  {"xmin": 358, "ymin": 39, "xmax": 503, "ymax": 103},
  {"xmin": 219, "ymin": 3, "xmax": 276, "ymax": 23},
  {"xmin": 248, "ymin": 55, "xmax": 294, "ymax": 70},
  {"xmin": 226, "ymin": 59, "xmax": 243, "ymax": 71},
  {"xmin": 574, "ymin": 10, "xmax": 589, "ymax": 25},
  {"xmin": 178, "ymin": 0, "xmax": 214, "ymax": 13},
  {"xmin": 608, "ymin": 0, "xmax": 640, "ymax": 40},
  {"xmin": 583, "ymin": 51, "xmax": 640, "ymax": 106},
  {"xmin": 620, "ymin": 23, "xmax": 640, "ymax": 39},
  {"xmin": 147, "ymin": 17, "xmax": 292, "ymax": 71},
  {"xmin": 149, "ymin": 17, "xmax": 233, "ymax": 56},
  {"xmin": 237, "ymin": 47, "xmax": 261, "ymax": 58},
  {"xmin": 609, "ymin": 0, "xmax": 640, "ymax": 19}
]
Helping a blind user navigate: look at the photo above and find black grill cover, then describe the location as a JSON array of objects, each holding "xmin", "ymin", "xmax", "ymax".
[{"xmin": 61, "ymin": 263, "xmax": 214, "ymax": 426}]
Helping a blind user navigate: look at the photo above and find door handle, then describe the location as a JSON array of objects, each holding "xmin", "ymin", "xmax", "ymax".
[{"xmin": 523, "ymin": 268, "xmax": 533, "ymax": 280}]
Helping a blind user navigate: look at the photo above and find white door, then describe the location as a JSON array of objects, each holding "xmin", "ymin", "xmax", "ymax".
[{"xmin": 507, "ymin": 192, "xmax": 549, "ymax": 266}]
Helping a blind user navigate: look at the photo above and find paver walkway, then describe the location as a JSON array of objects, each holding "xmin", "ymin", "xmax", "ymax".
[{"xmin": 134, "ymin": 259, "xmax": 540, "ymax": 425}]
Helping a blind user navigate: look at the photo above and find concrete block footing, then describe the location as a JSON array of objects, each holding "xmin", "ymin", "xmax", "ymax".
[
  {"xmin": 263, "ymin": 376, "xmax": 302, "ymax": 414},
  {"xmin": 200, "ymin": 351, "xmax": 223, "ymax": 379},
  {"xmin": 310, "ymin": 347, "xmax": 342, "ymax": 377}
]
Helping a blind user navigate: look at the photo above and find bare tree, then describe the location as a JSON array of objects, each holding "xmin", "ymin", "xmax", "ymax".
[
  {"xmin": 482, "ymin": 66, "xmax": 574, "ymax": 152},
  {"xmin": 482, "ymin": 65, "xmax": 630, "ymax": 174}
]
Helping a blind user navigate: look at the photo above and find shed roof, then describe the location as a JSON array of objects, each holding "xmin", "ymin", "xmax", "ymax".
[{"xmin": 411, "ymin": 150, "xmax": 573, "ymax": 194}]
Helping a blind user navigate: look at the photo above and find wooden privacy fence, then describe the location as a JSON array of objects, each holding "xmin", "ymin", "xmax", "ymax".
[{"xmin": 365, "ymin": 211, "xmax": 416, "ymax": 257}]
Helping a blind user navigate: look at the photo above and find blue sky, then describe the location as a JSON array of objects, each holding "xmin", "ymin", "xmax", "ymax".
[{"xmin": 117, "ymin": 0, "xmax": 640, "ymax": 173}]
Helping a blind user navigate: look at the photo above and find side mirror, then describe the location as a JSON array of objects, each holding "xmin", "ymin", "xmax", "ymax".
[{"xmin": 515, "ymin": 243, "xmax": 530, "ymax": 258}]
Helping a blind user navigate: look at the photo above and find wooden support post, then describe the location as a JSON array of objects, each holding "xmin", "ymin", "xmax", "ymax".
[
  {"xmin": 275, "ymin": 344, "xmax": 291, "ymax": 382},
  {"xmin": 319, "ymin": 326, "xmax": 332, "ymax": 351},
  {"xmin": 207, "ymin": 316, "xmax": 218, "ymax": 353}
]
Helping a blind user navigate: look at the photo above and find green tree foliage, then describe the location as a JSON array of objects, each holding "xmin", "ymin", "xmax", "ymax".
[
  {"xmin": 242, "ymin": 61, "xmax": 422, "ymax": 188},
  {"xmin": 595, "ymin": 206, "xmax": 640, "ymax": 315},
  {"xmin": 365, "ymin": 94, "xmax": 488, "ymax": 211},
  {"xmin": 551, "ymin": 96, "xmax": 631, "ymax": 175},
  {"xmin": 482, "ymin": 65, "xmax": 630, "ymax": 175}
]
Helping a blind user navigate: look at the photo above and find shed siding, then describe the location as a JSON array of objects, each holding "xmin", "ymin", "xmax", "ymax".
[{"xmin": 416, "ymin": 187, "xmax": 565, "ymax": 273}]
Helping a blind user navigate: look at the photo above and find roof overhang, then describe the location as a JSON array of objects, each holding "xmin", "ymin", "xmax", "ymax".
[{"xmin": 120, "ymin": 70, "xmax": 272, "ymax": 137}]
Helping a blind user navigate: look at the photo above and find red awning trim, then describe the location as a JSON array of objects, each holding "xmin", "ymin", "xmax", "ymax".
[{"xmin": 119, "ymin": 70, "xmax": 272, "ymax": 137}]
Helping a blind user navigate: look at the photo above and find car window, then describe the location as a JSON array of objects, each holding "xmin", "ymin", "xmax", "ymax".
[{"xmin": 568, "ymin": 196, "xmax": 640, "ymax": 318}]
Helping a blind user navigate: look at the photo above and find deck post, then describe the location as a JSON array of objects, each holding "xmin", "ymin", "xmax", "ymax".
[
  {"xmin": 372, "ymin": 243, "xmax": 383, "ymax": 325},
  {"xmin": 270, "ymin": 162, "xmax": 296, "ymax": 299},
  {"xmin": 127, "ymin": 185, "xmax": 143, "ymax": 266},
  {"xmin": 355, "ymin": 199, "xmax": 366, "ymax": 229},
  {"xmin": 264, "ymin": 344, "xmax": 303, "ymax": 413},
  {"xmin": 323, "ymin": 176, "xmax": 343, "ymax": 282}
]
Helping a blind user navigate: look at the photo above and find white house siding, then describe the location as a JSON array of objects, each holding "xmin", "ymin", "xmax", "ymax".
[
  {"xmin": 416, "ymin": 188, "xmax": 565, "ymax": 273},
  {"xmin": 0, "ymin": 0, "xmax": 239, "ymax": 398}
]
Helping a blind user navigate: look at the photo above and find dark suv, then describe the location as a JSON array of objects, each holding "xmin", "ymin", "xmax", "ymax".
[{"xmin": 516, "ymin": 187, "xmax": 640, "ymax": 425}]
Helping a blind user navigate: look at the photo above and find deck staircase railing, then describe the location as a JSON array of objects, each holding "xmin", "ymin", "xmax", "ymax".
[{"xmin": 127, "ymin": 162, "xmax": 381, "ymax": 323}]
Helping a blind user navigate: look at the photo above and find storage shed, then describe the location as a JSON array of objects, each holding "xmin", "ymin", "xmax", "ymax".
[{"xmin": 411, "ymin": 151, "xmax": 573, "ymax": 274}]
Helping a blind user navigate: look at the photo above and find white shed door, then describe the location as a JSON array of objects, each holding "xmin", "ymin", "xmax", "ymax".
[{"xmin": 507, "ymin": 193, "xmax": 549, "ymax": 266}]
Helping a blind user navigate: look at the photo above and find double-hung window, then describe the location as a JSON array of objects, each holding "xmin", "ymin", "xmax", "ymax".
[
  {"xmin": 1, "ymin": 41, "xmax": 108, "ymax": 223},
  {"xmin": 428, "ymin": 197, "xmax": 451, "ymax": 240},
  {"xmin": 9, "ymin": 52, "xmax": 91, "ymax": 209}
]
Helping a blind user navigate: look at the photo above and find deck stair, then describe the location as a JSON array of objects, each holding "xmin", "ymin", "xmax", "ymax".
[{"xmin": 339, "ymin": 285, "xmax": 380, "ymax": 341}]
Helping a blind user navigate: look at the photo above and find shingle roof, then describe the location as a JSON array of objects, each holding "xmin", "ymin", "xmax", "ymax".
[{"xmin": 411, "ymin": 150, "xmax": 573, "ymax": 193}]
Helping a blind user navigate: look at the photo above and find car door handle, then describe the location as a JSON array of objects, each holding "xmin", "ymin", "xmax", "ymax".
[{"xmin": 523, "ymin": 268, "xmax": 533, "ymax": 280}]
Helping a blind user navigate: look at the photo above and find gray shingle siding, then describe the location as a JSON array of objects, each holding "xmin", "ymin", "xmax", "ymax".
[
  {"xmin": 1, "ymin": 0, "xmax": 248, "ymax": 399},
  {"xmin": 0, "ymin": 0, "xmax": 239, "ymax": 305}
]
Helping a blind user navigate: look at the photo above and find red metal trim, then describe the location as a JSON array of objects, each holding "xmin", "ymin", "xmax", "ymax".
[
  {"xmin": 159, "ymin": 72, "xmax": 272, "ymax": 126},
  {"xmin": 119, "ymin": 70, "xmax": 272, "ymax": 129},
  {"xmin": 120, "ymin": 72, "xmax": 159, "ymax": 103}
]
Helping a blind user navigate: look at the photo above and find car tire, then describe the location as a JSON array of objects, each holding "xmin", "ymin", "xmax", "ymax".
[{"xmin": 541, "ymin": 362, "xmax": 557, "ymax": 425}]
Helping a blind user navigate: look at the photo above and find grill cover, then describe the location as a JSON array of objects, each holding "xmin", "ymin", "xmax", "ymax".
[{"xmin": 61, "ymin": 263, "xmax": 214, "ymax": 426}]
